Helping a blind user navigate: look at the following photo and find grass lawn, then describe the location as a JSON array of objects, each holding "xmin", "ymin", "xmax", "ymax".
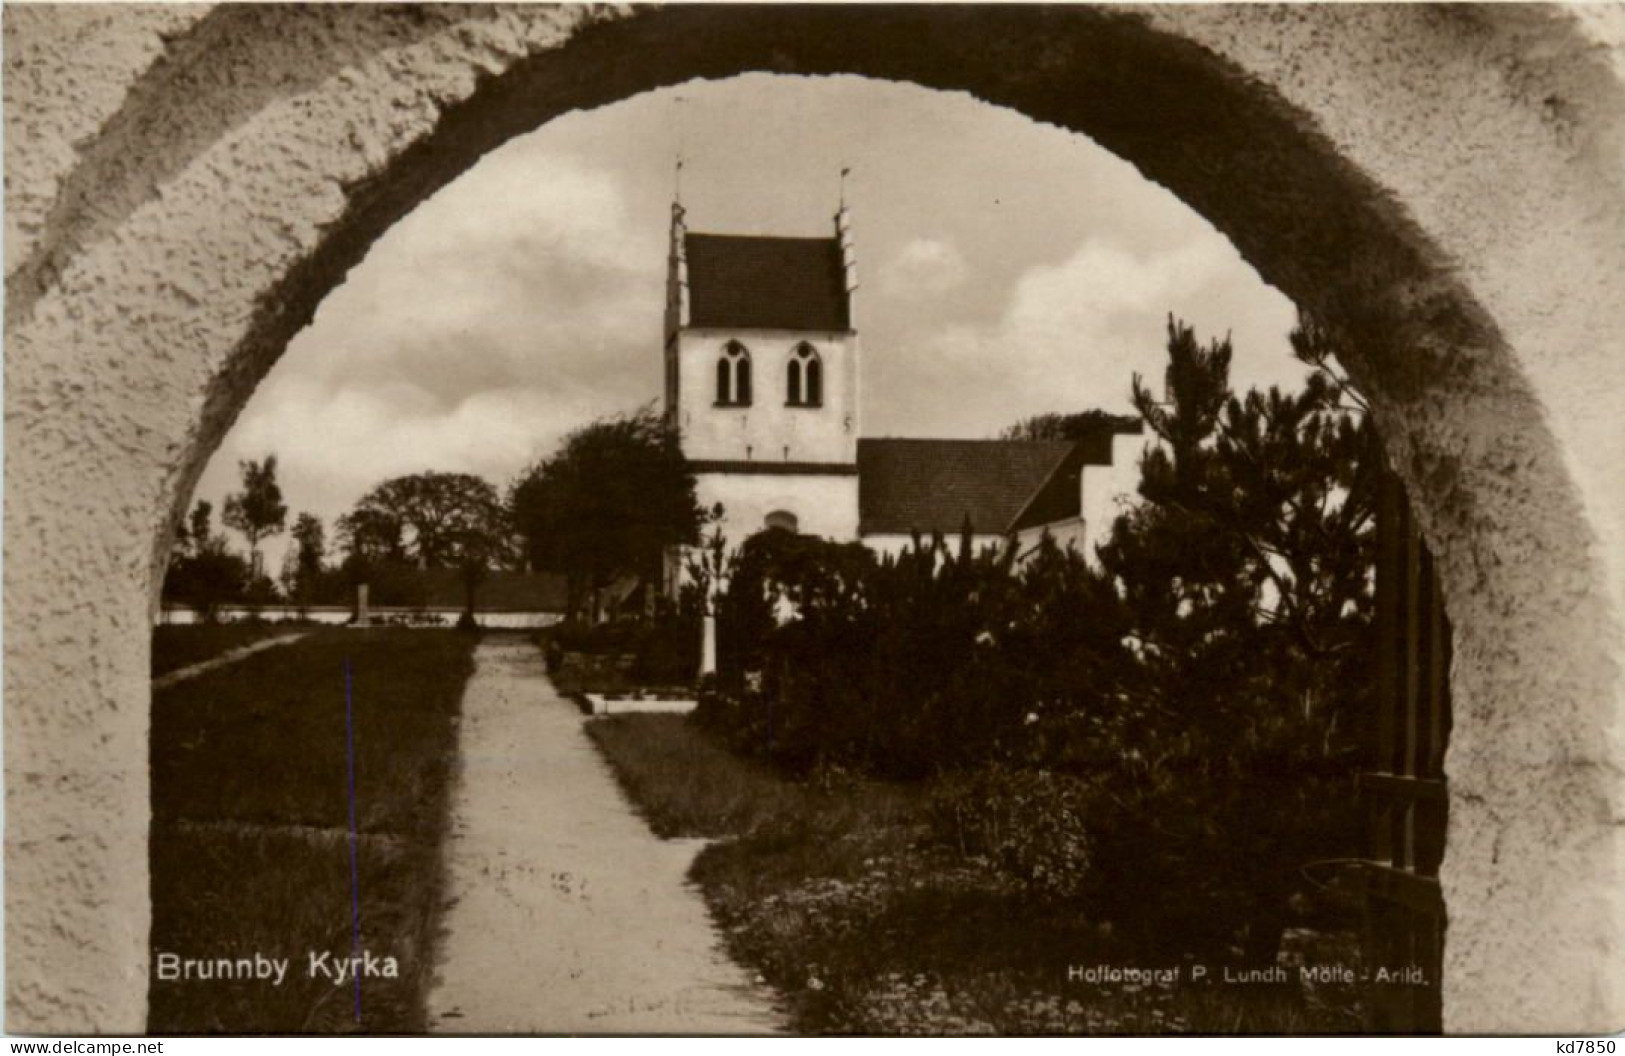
[
  {"xmin": 149, "ymin": 628, "xmax": 476, "ymax": 1033},
  {"xmin": 152, "ymin": 623, "xmax": 307, "ymax": 678},
  {"xmin": 587, "ymin": 714, "xmax": 1365, "ymax": 1036}
]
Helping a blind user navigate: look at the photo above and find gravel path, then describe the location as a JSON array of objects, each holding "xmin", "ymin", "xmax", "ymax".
[
  {"xmin": 426, "ymin": 635, "xmax": 783, "ymax": 1034},
  {"xmin": 151, "ymin": 632, "xmax": 309, "ymax": 690}
]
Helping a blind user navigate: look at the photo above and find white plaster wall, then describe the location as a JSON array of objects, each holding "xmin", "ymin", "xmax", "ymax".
[
  {"xmin": 675, "ymin": 327, "xmax": 859, "ymax": 464},
  {"xmin": 1080, "ymin": 434, "xmax": 1154, "ymax": 562},
  {"xmin": 696, "ymin": 471, "xmax": 860, "ymax": 551},
  {"xmin": 1143, "ymin": 7, "xmax": 1625, "ymax": 1032},
  {"xmin": 1013, "ymin": 518, "xmax": 1089, "ymax": 564},
  {"xmin": 1, "ymin": 5, "xmax": 619, "ymax": 1032},
  {"xmin": 4, "ymin": 2, "xmax": 1624, "ymax": 1035}
]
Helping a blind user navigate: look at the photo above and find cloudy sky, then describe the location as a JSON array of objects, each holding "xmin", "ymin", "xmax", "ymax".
[{"xmin": 195, "ymin": 74, "xmax": 1308, "ymax": 572}]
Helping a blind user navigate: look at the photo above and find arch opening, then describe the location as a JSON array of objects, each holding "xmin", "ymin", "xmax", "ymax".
[{"xmin": 6, "ymin": 2, "xmax": 1623, "ymax": 1035}]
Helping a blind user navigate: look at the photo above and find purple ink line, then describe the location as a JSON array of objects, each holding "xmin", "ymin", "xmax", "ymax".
[{"xmin": 345, "ymin": 657, "xmax": 363, "ymax": 1024}]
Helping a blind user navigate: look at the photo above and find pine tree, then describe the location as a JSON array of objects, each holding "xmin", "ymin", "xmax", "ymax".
[
  {"xmin": 1098, "ymin": 314, "xmax": 1376, "ymax": 732},
  {"xmin": 1089, "ymin": 313, "xmax": 1377, "ymax": 962}
]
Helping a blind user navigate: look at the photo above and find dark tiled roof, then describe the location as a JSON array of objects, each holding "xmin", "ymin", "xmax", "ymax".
[
  {"xmin": 685, "ymin": 233, "xmax": 850, "ymax": 331},
  {"xmin": 1008, "ymin": 446, "xmax": 1089, "ymax": 532},
  {"xmin": 857, "ymin": 438, "xmax": 1078, "ymax": 536},
  {"xmin": 1008, "ymin": 420, "xmax": 1143, "ymax": 531}
]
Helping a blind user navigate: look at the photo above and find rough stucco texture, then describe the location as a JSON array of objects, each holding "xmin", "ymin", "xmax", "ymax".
[{"xmin": 4, "ymin": 2, "xmax": 1623, "ymax": 1035}]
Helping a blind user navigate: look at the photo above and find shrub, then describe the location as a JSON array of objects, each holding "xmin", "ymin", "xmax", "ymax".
[
  {"xmin": 631, "ymin": 615, "xmax": 700, "ymax": 684},
  {"xmin": 546, "ymin": 618, "xmax": 639, "ymax": 654},
  {"xmin": 928, "ymin": 763, "xmax": 1091, "ymax": 898},
  {"xmin": 1051, "ymin": 704, "xmax": 1362, "ymax": 962},
  {"xmin": 691, "ymin": 683, "xmax": 773, "ymax": 760},
  {"xmin": 539, "ymin": 613, "xmax": 700, "ymax": 687},
  {"xmin": 697, "ymin": 527, "xmax": 1366, "ymax": 962},
  {"xmin": 707, "ymin": 530, "xmax": 1126, "ymax": 779}
]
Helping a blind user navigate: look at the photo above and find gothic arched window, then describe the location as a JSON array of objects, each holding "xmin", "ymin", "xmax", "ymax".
[
  {"xmin": 787, "ymin": 343, "xmax": 823, "ymax": 407},
  {"xmin": 717, "ymin": 342, "xmax": 752, "ymax": 406}
]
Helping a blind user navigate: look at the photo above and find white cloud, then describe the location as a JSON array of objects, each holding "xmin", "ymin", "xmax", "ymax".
[
  {"xmin": 231, "ymin": 381, "xmax": 599, "ymax": 492},
  {"xmin": 193, "ymin": 150, "xmax": 666, "ymax": 571},
  {"xmin": 879, "ymin": 237, "xmax": 968, "ymax": 298},
  {"xmin": 875, "ymin": 232, "xmax": 1305, "ymax": 438},
  {"xmin": 191, "ymin": 77, "xmax": 1315, "ymax": 576}
]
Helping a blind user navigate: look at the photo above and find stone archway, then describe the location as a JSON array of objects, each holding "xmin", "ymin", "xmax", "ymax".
[{"xmin": 6, "ymin": 3, "xmax": 1623, "ymax": 1034}]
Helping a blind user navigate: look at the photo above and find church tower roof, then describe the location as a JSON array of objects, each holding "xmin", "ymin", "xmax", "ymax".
[{"xmin": 683, "ymin": 232, "xmax": 851, "ymax": 331}]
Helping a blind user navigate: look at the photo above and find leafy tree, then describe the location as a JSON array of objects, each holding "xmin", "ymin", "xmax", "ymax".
[
  {"xmin": 335, "ymin": 505, "xmax": 406, "ymax": 566},
  {"xmin": 1000, "ymin": 409, "xmax": 1142, "ymax": 442},
  {"xmin": 338, "ymin": 471, "xmax": 511, "ymax": 619},
  {"xmin": 163, "ymin": 501, "xmax": 250, "ymax": 621},
  {"xmin": 173, "ymin": 513, "xmax": 191, "ymax": 556},
  {"xmin": 186, "ymin": 500, "xmax": 214, "ymax": 558},
  {"xmin": 339, "ymin": 472, "xmax": 505, "ymax": 568},
  {"xmin": 279, "ymin": 512, "xmax": 328, "ymax": 613},
  {"xmin": 222, "ymin": 455, "xmax": 288, "ymax": 577},
  {"xmin": 510, "ymin": 407, "xmax": 703, "ymax": 622},
  {"xmin": 446, "ymin": 499, "xmax": 513, "ymax": 627},
  {"xmin": 291, "ymin": 511, "xmax": 326, "ymax": 567},
  {"xmin": 240, "ymin": 570, "xmax": 283, "ymax": 611}
]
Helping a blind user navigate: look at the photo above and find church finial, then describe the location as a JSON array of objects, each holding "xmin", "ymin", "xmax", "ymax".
[
  {"xmin": 673, "ymin": 94, "xmax": 688, "ymax": 210},
  {"xmin": 835, "ymin": 173, "xmax": 858, "ymax": 325},
  {"xmin": 667, "ymin": 127, "xmax": 690, "ymax": 333}
]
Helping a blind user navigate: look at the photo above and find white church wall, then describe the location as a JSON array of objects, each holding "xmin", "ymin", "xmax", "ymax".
[
  {"xmin": 1080, "ymin": 433, "xmax": 1152, "ymax": 561},
  {"xmin": 696, "ymin": 470, "xmax": 861, "ymax": 550},
  {"xmin": 674, "ymin": 327, "xmax": 859, "ymax": 465},
  {"xmin": 1012, "ymin": 517, "xmax": 1089, "ymax": 562}
]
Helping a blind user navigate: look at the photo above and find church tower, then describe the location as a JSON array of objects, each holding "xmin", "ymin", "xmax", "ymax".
[{"xmin": 663, "ymin": 201, "xmax": 862, "ymax": 545}]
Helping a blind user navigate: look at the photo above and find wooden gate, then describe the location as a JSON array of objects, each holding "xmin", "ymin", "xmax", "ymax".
[{"xmin": 1360, "ymin": 467, "xmax": 1452, "ymax": 1033}]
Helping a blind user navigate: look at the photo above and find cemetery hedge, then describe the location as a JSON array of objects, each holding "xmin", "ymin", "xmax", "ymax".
[{"xmin": 693, "ymin": 526, "xmax": 1365, "ymax": 963}]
